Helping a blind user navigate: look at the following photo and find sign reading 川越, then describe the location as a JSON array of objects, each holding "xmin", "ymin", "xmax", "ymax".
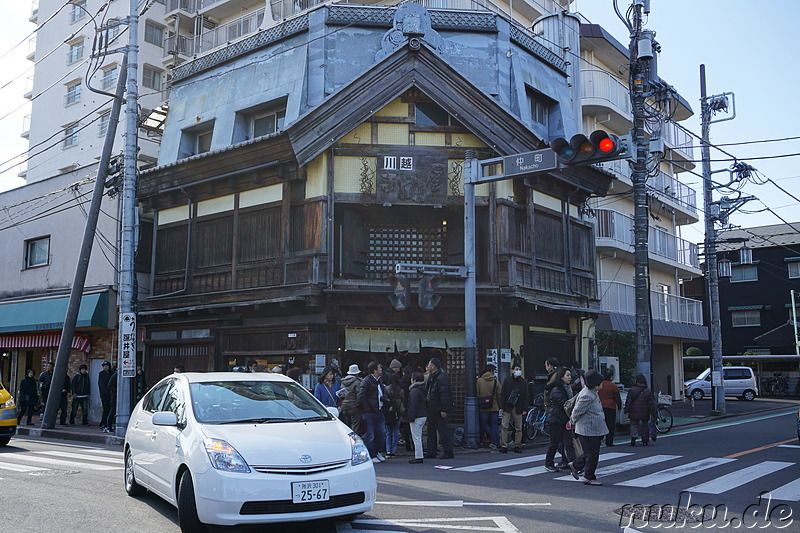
[{"xmin": 503, "ymin": 149, "xmax": 557, "ymax": 177}]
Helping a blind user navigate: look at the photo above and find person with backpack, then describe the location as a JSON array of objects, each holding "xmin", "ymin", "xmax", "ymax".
[
  {"xmin": 499, "ymin": 364, "xmax": 528, "ymax": 453},
  {"xmin": 405, "ymin": 372, "xmax": 427, "ymax": 463},
  {"xmin": 476, "ymin": 364, "xmax": 500, "ymax": 450},
  {"xmin": 358, "ymin": 361, "xmax": 388, "ymax": 463},
  {"xmin": 624, "ymin": 373, "xmax": 657, "ymax": 446},
  {"xmin": 568, "ymin": 370, "xmax": 608, "ymax": 486},
  {"xmin": 338, "ymin": 364, "xmax": 363, "ymax": 434},
  {"xmin": 544, "ymin": 367, "xmax": 576, "ymax": 472}
]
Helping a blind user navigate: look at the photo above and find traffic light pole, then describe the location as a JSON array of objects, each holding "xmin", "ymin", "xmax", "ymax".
[
  {"xmin": 463, "ymin": 153, "xmax": 479, "ymax": 450},
  {"xmin": 629, "ymin": 3, "xmax": 653, "ymax": 386}
]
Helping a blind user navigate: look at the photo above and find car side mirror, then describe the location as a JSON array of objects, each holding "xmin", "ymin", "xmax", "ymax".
[
  {"xmin": 326, "ymin": 406, "xmax": 339, "ymax": 418},
  {"xmin": 152, "ymin": 411, "xmax": 179, "ymax": 427}
]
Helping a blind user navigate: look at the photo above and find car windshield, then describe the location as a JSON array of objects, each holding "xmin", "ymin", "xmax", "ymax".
[
  {"xmin": 188, "ymin": 380, "xmax": 332, "ymax": 424},
  {"xmin": 694, "ymin": 369, "xmax": 710, "ymax": 381}
]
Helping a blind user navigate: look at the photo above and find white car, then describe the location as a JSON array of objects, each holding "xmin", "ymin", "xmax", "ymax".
[{"xmin": 124, "ymin": 372, "xmax": 376, "ymax": 532}]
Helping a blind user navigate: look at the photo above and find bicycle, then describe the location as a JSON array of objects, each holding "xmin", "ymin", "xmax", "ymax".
[
  {"xmin": 525, "ymin": 407, "xmax": 548, "ymax": 441},
  {"xmin": 654, "ymin": 404, "xmax": 673, "ymax": 434}
]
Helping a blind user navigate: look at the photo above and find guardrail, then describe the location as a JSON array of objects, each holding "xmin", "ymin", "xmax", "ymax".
[{"xmin": 598, "ymin": 280, "xmax": 704, "ymax": 325}]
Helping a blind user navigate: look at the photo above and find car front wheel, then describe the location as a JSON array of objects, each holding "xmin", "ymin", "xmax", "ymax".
[
  {"xmin": 0, "ymin": 436, "xmax": 9, "ymax": 447},
  {"xmin": 742, "ymin": 390, "xmax": 756, "ymax": 401},
  {"xmin": 124, "ymin": 448, "xmax": 146, "ymax": 496},
  {"xmin": 177, "ymin": 470, "xmax": 208, "ymax": 533},
  {"xmin": 691, "ymin": 389, "xmax": 704, "ymax": 400}
]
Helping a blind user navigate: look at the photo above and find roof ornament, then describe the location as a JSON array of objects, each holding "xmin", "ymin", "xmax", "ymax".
[{"xmin": 376, "ymin": 3, "xmax": 442, "ymax": 60}]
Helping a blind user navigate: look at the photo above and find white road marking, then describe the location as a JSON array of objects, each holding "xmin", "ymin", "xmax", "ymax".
[
  {"xmin": 0, "ymin": 452, "xmax": 121, "ymax": 471},
  {"xmin": 35, "ymin": 450, "xmax": 122, "ymax": 464},
  {"xmin": 453, "ymin": 454, "xmax": 547, "ymax": 472},
  {"xmin": 759, "ymin": 478, "xmax": 800, "ymax": 502},
  {"xmin": 352, "ymin": 517, "xmax": 521, "ymax": 533},
  {"xmin": 686, "ymin": 461, "xmax": 793, "ymax": 495},
  {"xmin": 555, "ymin": 454, "xmax": 681, "ymax": 482},
  {"xmin": 11, "ymin": 438, "xmax": 123, "ymax": 455},
  {"xmin": 0, "ymin": 460, "xmax": 50, "ymax": 472},
  {"xmin": 500, "ymin": 452, "xmax": 632, "ymax": 477},
  {"xmin": 376, "ymin": 501, "xmax": 550, "ymax": 507},
  {"xmin": 778, "ymin": 444, "xmax": 800, "ymax": 449},
  {"xmin": 615, "ymin": 457, "xmax": 736, "ymax": 488}
]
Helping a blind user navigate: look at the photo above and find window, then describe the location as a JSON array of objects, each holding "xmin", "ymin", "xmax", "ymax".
[
  {"xmin": 788, "ymin": 261, "xmax": 800, "ymax": 279},
  {"xmin": 731, "ymin": 264, "xmax": 757, "ymax": 282},
  {"xmin": 106, "ymin": 20, "xmax": 122, "ymax": 43},
  {"xmin": 251, "ymin": 109, "xmax": 285, "ymax": 138},
  {"xmin": 232, "ymin": 98, "xmax": 288, "ymax": 143},
  {"xmin": 142, "ymin": 65, "xmax": 163, "ymax": 91},
  {"xmin": 144, "ymin": 21, "xmax": 164, "ymax": 47},
  {"xmin": 98, "ymin": 112, "xmax": 111, "ymax": 137},
  {"xmin": 101, "ymin": 66, "xmax": 118, "ymax": 91},
  {"xmin": 179, "ymin": 122, "xmax": 214, "ymax": 158},
  {"xmin": 69, "ymin": 0, "xmax": 87, "ymax": 24},
  {"xmin": 67, "ymin": 40, "xmax": 84, "ymax": 64},
  {"xmin": 63, "ymin": 123, "xmax": 79, "ymax": 148},
  {"xmin": 366, "ymin": 223, "xmax": 446, "ymax": 278},
  {"xmin": 527, "ymin": 90, "xmax": 551, "ymax": 128},
  {"xmin": 731, "ymin": 309, "xmax": 760, "ymax": 327},
  {"xmin": 64, "ymin": 82, "xmax": 81, "ymax": 106},
  {"xmin": 415, "ymin": 102, "xmax": 461, "ymax": 127},
  {"xmin": 25, "ymin": 237, "xmax": 50, "ymax": 268}
]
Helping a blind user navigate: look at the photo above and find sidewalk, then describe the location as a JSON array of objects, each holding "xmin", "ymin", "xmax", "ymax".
[{"xmin": 15, "ymin": 421, "xmax": 124, "ymax": 446}]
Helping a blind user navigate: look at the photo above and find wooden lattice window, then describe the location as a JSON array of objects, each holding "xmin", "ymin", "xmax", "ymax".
[{"xmin": 366, "ymin": 223, "xmax": 446, "ymax": 278}]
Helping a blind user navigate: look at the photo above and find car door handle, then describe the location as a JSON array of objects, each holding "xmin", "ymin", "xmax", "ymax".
[{"xmin": 150, "ymin": 431, "xmax": 157, "ymax": 441}]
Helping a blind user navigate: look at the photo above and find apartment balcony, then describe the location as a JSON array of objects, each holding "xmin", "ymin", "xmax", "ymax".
[
  {"xmin": 596, "ymin": 158, "xmax": 699, "ymax": 225},
  {"xmin": 23, "ymin": 75, "xmax": 34, "ymax": 99},
  {"xmin": 598, "ymin": 280, "xmax": 704, "ymax": 327},
  {"xmin": 30, "ymin": 1, "xmax": 39, "ymax": 23},
  {"xmin": 199, "ymin": 0, "xmax": 265, "ymax": 21},
  {"xmin": 21, "ymin": 114, "xmax": 31, "ymax": 139},
  {"xmin": 661, "ymin": 119, "xmax": 696, "ymax": 169},
  {"xmin": 581, "ymin": 69, "xmax": 632, "ymax": 132},
  {"xmin": 26, "ymin": 36, "xmax": 36, "ymax": 61},
  {"xmin": 197, "ymin": 7, "xmax": 266, "ymax": 54},
  {"xmin": 166, "ymin": 0, "xmax": 198, "ymax": 15},
  {"xmin": 594, "ymin": 209, "xmax": 701, "ymax": 278},
  {"xmin": 164, "ymin": 33, "xmax": 197, "ymax": 63}
]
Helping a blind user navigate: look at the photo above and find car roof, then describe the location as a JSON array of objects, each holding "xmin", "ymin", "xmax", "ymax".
[{"xmin": 173, "ymin": 372, "xmax": 295, "ymax": 384}]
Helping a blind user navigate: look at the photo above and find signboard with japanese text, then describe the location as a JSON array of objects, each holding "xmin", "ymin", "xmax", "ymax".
[
  {"xmin": 502, "ymin": 149, "xmax": 557, "ymax": 178},
  {"xmin": 119, "ymin": 313, "xmax": 136, "ymax": 378},
  {"xmin": 377, "ymin": 154, "xmax": 448, "ymax": 206}
]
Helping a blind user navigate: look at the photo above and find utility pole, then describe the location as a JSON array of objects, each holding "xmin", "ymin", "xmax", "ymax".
[
  {"xmin": 628, "ymin": 1, "xmax": 653, "ymax": 385},
  {"xmin": 792, "ymin": 289, "xmax": 799, "ymax": 358},
  {"xmin": 115, "ymin": 0, "xmax": 140, "ymax": 437},
  {"xmin": 42, "ymin": 58, "xmax": 129, "ymax": 429},
  {"xmin": 462, "ymin": 152, "xmax": 479, "ymax": 449}
]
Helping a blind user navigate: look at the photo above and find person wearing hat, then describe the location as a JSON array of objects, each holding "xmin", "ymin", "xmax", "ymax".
[
  {"xmin": 338, "ymin": 364, "xmax": 363, "ymax": 434},
  {"xmin": 568, "ymin": 369, "xmax": 608, "ymax": 486},
  {"xmin": 98, "ymin": 361, "xmax": 113, "ymax": 431},
  {"xmin": 271, "ymin": 365, "xmax": 284, "ymax": 374}
]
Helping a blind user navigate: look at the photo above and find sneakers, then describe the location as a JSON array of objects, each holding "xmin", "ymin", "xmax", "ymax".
[
  {"xmin": 583, "ymin": 478, "xmax": 603, "ymax": 486},
  {"xmin": 567, "ymin": 462, "xmax": 580, "ymax": 480},
  {"xmin": 544, "ymin": 465, "xmax": 559, "ymax": 473},
  {"xmin": 375, "ymin": 453, "xmax": 386, "ymax": 462},
  {"xmin": 513, "ymin": 446, "xmax": 522, "ymax": 453},
  {"xmin": 386, "ymin": 452, "xmax": 396, "ymax": 457},
  {"xmin": 488, "ymin": 444, "xmax": 498, "ymax": 450},
  {"xmin": 408, "ymin": 458, "xmax": 423, "ymax": 464},
  {"xmin": 498, "ymin": 446, "xmax": 508, "ymax": 454},
  {"xmin": 372, "ymin": 457, "xmax": 381, "ymax": 463}
]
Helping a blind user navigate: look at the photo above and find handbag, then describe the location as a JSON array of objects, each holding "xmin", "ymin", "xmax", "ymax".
[
  {"xmin": 506, "ymin": 388, "xmax": 520, "ymax": 406},
  {"xmin": 478, "ymin": 380, "xmax": 497, "ymax": 410},
  {"xmin": 563, "ymin": 394, "xmax": 578, "ymax": 417}
]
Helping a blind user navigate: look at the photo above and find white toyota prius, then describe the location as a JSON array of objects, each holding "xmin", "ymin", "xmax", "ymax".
[{"xmin": 124, "ymin": 372, "xmax": 376, "ymax": 531}]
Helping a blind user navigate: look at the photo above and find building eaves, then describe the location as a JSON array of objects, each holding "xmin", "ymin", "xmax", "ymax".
[{"xmin": 717, "ymin": 223, "xmax": 800, "ymax": 251}]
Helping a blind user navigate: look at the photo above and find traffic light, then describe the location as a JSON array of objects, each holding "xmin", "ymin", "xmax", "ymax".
[
  {"xmin": 418, "ymin": 275, "xmax": 441, "ymax": 311},
  {"xmin": 387, "ymin": 274, "xmax": 410, "ymax": 311},
  {"xmin": 550, "ymin": 131, "xmax": 632, "ymax": 166}
]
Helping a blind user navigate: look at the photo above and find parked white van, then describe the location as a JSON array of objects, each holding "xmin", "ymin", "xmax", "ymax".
[{"xmin": 684, "ymin": 367, "xmax": 759, "ymax": 401}]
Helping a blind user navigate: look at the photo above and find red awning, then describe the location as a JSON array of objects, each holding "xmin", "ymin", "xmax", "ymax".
[{"xmin": 0, "ymin": 333, "xmax": 91, "ymax": 353}]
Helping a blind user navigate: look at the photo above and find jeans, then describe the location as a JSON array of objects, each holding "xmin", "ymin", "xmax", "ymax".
[
  {"xmin": 545, "ymin": 423, "xmax": 575, "ymax": 467},
  {"xmin": 361, "ymin": 412, "xmax": 386, "ymax": 458},
  {"xmin": 70, "ymin": 396, "xmax": 89, "ymax": 425},
  {"xmin": 603, "ymin": 408, "xmax": 617, "ymax": 445},
  {"xmin": 479, "ymin": 410, "xmax": 499, "ymax": 446},
  {"xmin": 100, "ymin": 394, "xmax": 112, "ymax": 428},
  {"xmin": 426, "ymin": 410, "xmax": 453, "ymax": 457},
  {"xmin": 385, "ymin": 422, "xmax": 399, "ymax": 454},
  {"xmin": 409, "ymin": 417, "xmax": 426, "ymax": 459},
  {"xmin": 500, "ymin": 410, "xmax": 522, "ymax": 447},
  {"xmin": 17, "ymin": 400, "xmax": 34, "ymax": 424},
  {"xmin": 574, "ymin": 434, "xmax": 602, "ymax": 480}
]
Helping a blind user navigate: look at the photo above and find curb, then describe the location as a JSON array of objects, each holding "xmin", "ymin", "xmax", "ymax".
[{"xmin": 15, "ymin": 425, "xmax": 124, "ymax": 446}]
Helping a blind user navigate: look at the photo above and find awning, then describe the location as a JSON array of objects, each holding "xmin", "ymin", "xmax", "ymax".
[
  {"xmin": 0, "ymin": 333, "xmax": 91, "ymax": 353},
  {"xmin": 345, "ymin": 328, "xmax": 466, "ymax": 353},
  {"xmin": 596, "ymin": 313, "xmax": 709, "ymax": 341},
  {"xmin": 0, "ymin": 291, "xmax": 110, "ymax": 334}
]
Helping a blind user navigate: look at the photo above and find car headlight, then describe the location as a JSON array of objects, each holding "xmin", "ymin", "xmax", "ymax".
[
  {"xmin": 1, "ymin": 398, "xmax": 15, "ymax": 409},
  {"xmin": 203, "ymin": 438, "xmax": 250, "ymax": 473},
  {"xmin": 349, "ymin": 432, "xmax": 370, "ymax": 466}
]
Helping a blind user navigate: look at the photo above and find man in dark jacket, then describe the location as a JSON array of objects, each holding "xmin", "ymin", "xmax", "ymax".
[
  {"xmin": 425, "ymin": 357, "xmax": 454, "ymax": 459},
  {"xmin": 624, "ymin": 373, "xmax": 656, "ymax": 446},
  {"xmin": 98, "ymin": 361, "xmax": 113, "ymax": 431},
  {"xmin": 499, "ymin": 364, "xmax": 529, "ymax": 453},
  {"xmin": 38, "ymin": 361, "xmax": 53, "ymax": 409},
  {"xmin": 70, "ymin": 364, "xmax": 90, "ymax": 425},
  {"xmin": 339, "ymin": 364, "xmax": 363, "ymax": 434},
  {"xmin": 17, "ymin": 369, "xmax": 38, "ymax": 425},
  {"xmin": 357, "ymin": 361, "xmax": 387, "ymax": 463},
  {"xmin": 57, "ymin": 372, "xmax": 71, "ymax": 426},
  {"xmin": 542, "ymin": 358, "xmax": 560, "ymax": 409}
]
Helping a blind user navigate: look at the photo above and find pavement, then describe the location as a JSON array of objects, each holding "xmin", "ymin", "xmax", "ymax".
[{"xmin": 11, "ymin": 397, "xmax": 799, "ymax": 448}]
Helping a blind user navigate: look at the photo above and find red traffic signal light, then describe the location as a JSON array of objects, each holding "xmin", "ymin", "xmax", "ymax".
[{"xmin": 551, "ymin": 130, "xmax": 631, "ymax": 166}]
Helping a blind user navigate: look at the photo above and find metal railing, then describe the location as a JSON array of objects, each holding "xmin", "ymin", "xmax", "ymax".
[
  {"xmin": 166, "ymin": 0, "xmax": 198, "ymax": 12},
  {"xmin": 22, "ymin": 114, "xmax": 31, "ymax": 135},
  {"xmin": 596, "ymin": 159, "xmax": 697, "ymax": 213},
  {"xmin": 598, "ymin": 280, "xmax": 704, "ymax": 326},
  {"xmin": 594, "ymin": 209, "xmax": 699, "ymax": 269},
  {"xmin": 581, "ymin": 69, "xmax": 631, "ymax": 116},
  {"xmin": 662, "ymin": 119, "xmax": 695, "ymax": 159},
  {"xmin": 164, "ymin": 33, "xmax": 197, "ymax": 57},
  {"xmin": 198, "ymin": 7, "xmax": 266, "ymax": 53}
]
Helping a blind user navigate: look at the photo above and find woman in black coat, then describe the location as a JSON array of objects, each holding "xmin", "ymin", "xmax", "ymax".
[
  {"xmin": 624, "ymin": 373, "xmax": 657, "ymax": 446},
  {"xmin": 544, "ymin": 367, "xmax": 576, "ymax": 471},
  {"xmin": 405, "ymin": 372, "xmax": 427, "ymax": 464},
  {"xmin": 17, "ymin": 369, "xmax": 38, "ymax": 425}
]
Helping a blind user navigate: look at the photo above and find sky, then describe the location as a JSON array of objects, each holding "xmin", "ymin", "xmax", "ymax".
[{"xmin": 0, "ymin": 1, "xmax": 797, "ymax": 244}]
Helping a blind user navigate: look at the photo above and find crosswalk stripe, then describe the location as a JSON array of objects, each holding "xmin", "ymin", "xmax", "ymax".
[
  {"xmin": 0, "ymin": 460, "xmax": 50, "ymax": 473},
  {"xmin": 768, "ymin": 477, "xmax": 800, "ymax": 501},
  {"xmin": 686, "ymin": 461, "xmax": 793, "ymax": 495},
  {"xmin": 0, "ymin": 453, "xmax": 121, "ymax": 471},
  {"xmin": 555, "ymin": 454, "xmax": 681, "ymax": 482},
  {"xmin": 500, "ymin": 452, "xmax": 632, "ymax": 477},
  {"xmin": 778, "ymin": 445, "xmax": 800, "ymax": 449},
  {"xmin": 616, "ymin": 457, "xmax": 736, "ymax": 488},
  {"xmin": 454, "ymin": 454, "xmax": 547, "ymax": 472},
  {"xmin": 35, "ymin": 450, "xmax": 122, "ymax": 464}
]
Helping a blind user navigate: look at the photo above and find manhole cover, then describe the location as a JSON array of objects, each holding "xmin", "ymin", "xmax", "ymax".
[
  {"xmin": 614, "ymin": 505, "xmax": 711, "ymax": 524},
  {"xmin": 29, "ymin": 469, "xmax": 79, "ymax": 476}
]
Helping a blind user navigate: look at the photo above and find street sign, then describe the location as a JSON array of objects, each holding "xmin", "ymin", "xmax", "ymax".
[
  {"xmin": 119, "ymin": 313, "xmax": 136, "ymax": 378},
  {"xmin": 503, "ymin": 149, "xmax": 558, "ymax": 177}
]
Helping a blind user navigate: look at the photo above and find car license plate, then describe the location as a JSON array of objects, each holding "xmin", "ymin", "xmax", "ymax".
[{"xmin": 292, "ymin": 480, "xmax": 329, "ymax": 503}]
